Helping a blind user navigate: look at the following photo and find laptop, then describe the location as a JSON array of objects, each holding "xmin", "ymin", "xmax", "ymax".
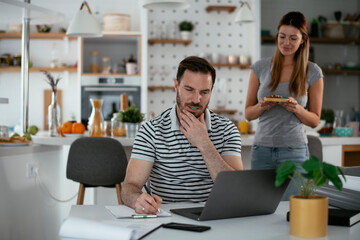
[{"xmin": 170, "ymin": 169, "xmax": 289, "ymax": 221}]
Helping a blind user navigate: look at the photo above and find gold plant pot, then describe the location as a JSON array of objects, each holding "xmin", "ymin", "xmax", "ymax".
[{"xmin": 290, "ymin": 195, "xmax": 328, "ymax": 238}]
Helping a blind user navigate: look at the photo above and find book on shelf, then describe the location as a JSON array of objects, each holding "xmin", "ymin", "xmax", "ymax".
[{"xmin": 286, "ymin": 209, "xmax": 360, "ymax": 227}]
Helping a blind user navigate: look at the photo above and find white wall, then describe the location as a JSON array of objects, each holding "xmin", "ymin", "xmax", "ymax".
[
  {"xmin": 260, "ymin": 0, "xmax": 360, "ymax": 121},
  {"xmin": 146, "ymin": 0, "xmax": 259, "ymax": 123}
]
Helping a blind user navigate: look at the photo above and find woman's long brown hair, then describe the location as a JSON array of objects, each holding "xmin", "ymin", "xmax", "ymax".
[{"xmin": 269, "ymin": 11, "xmax": 309, "ymax": 98}]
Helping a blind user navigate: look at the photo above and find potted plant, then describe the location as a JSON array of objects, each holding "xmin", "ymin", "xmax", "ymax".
[
  {"xmin": 275, "ymin": 156, "xmax": 346, "ymax": 238},
  {"xmin": 319, "ymin": 109, "xmax": 335, "ymax": 136},
  {"xmin": 179, "ymin": 21, "xmax": 194, "ymax": 40},
  {"xmin": 118, "ymin": 104, "xmax": 144, "ymax": 138}
]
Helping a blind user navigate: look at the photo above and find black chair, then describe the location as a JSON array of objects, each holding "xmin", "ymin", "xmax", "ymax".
[
  {"xmin": 307, "ymin": 135, "xmax": 323, "ymax": 162},
  {"xmin": 66, "ymin": 137, "xmax": 128, "ymax": 205}
]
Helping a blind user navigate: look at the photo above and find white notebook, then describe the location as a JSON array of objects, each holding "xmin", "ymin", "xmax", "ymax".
[{"xmin": 106, "ymin": 205, "xmax": 172, "ymax": 219}]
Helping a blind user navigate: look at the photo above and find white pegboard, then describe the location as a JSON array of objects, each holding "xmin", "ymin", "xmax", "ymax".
[{"xmin": 147, "ymin": 0, "xmax": 255, "ymax": 122}]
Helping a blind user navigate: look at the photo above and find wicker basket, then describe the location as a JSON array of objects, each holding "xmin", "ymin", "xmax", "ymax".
[
  {"xmin": 322, "ymin": 21, "xmax": 344, "ymax": 38},
  {"xmin": 103, "ymin": 13, "xmax": 130, "ymax": 31}
]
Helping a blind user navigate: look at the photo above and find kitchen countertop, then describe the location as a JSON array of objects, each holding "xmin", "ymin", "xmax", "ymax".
[
  {"xmin": 30, "ymin": 131, "xmax": 360, "ymax": 147},
  {"xmin": 31, "ymin": 131, "xmax": 135, "ymax": 147}
]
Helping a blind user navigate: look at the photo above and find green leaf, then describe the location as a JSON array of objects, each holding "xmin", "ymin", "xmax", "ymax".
[
  {"xmin": 337, "ymin": 167, "xmax": 347, "ymax": 182},
  {"xmin": 301, "ymin": 172, "xmax": 314, "ymax": 179},
  {"xmin": 119, "ymin": 104, "xmax": 144, "ymax": 123},
  {"xmin": 313, "ymin": 172, "xmax": 327, "ymax": 186},
  {"xmin": 302, "ymin": 156, "xmax": 321, "ymax": 172},
  {"xmin": 275, "ymin": 161, "xmax": 296, "ymax": 186},
  {"xmin": 323, "ymin": 163, "xmax": 343, "ymax": 191},
  {"xmin": 275, "ymin": 176, "xmax": 289, "ymax": 187}
]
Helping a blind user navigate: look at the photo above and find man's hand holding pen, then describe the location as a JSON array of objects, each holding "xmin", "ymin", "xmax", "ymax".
[{"xmin": 135, "ymin": 192, "xmax": 162, "ymax": 214}]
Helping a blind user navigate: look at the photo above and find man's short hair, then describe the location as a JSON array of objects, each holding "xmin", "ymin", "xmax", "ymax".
[{"xmin": 176, "ymin": 56, "xmax": 216, "ymax": 87}]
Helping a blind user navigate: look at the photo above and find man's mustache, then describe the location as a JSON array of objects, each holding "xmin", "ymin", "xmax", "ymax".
[{"xmin": 185, "ymin": 102, "xmax": 202, "ymax": 108}]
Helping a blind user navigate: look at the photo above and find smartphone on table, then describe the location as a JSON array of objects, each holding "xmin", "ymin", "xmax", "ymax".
[{"xmin": 162, "ymin": 222, "xmax": 211, "ymax": 232}]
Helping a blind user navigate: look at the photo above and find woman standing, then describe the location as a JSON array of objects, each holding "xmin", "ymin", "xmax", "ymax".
[{"xmin": 245, "ymin": 11, "xmax": 324, "ymax": 200}]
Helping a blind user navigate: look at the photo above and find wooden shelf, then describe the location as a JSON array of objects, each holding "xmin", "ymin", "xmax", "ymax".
[
  {"xmin": 82, "ymin": 73, "xmax": 141, "ymax": 77},
  {"xmin": 212, "ymin": 109, "xmax": 237, "ymax": 115},
  {"xmin": 0, "ymin": 66, "xmax": 77, "ymax": 72},
  {"xmin": 0, "ymin": 32, "xmax": 76, "ymax": 40},
  {"xmin": 323, "ymin": 68, "xmax": 360, "ymax": 75},
  {"xmin": 206, "ymin": 5, "xmax": 236, "ymax": 13},
  {"xmin": 148, "ymin": 38, "xmax": 192, "ymax": 46},
  {"xmin": 261, "ymin": 35, "xmax": 360, "ymax": 44},
  {"xmin": 148, "ymin": 86, "xmax": 174, "ymax": 91},
  {"xmin": 212, "ymin": 63, "xmax": 251, "ymax": 69}
]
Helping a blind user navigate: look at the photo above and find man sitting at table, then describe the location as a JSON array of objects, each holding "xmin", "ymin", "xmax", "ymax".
[{"xmin": 121, "ymin": 56, "xmax": 243, "ymax": 214}]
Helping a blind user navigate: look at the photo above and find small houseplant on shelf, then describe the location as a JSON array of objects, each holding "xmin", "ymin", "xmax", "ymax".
[
  {"xmin": 179, "ymin": 21, "xmax": 194, "ymax": 40},
  {"xmin": 319, "ymin": 109, "xmax": 334, "ymax": 136},
  {"xmin": 275, "ymin": 156, "xmax": 346, "ymax": 238},
  {"xmin": 118, "ymin": 104, "xmax": 144, "ymax": 138}
]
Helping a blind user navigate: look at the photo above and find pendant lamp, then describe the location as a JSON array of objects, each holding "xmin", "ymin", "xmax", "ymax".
[
  {"xmin": 66, "ymin": 1, "xmax": 102, "ymax": 38},
  {"xmin": 234, "ymin": 1, "xmax": 254, "ymax": 23},
  {"xmin": 142, "ymin": 0, "xmax": 190, "ymax": 10}
]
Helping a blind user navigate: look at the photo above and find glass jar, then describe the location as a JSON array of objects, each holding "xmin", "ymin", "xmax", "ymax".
[
  {"xmin": 111, "ymin": 113, "xmax": 126, "ymax": 137},
  {"xmin": 12, "ymin": 54, "xmax": 21, "ymax": 66},
  {"xmin": 102, "ymin": 57, "xmax": 111, "ymax": 74},
  {"xmin": 88, "ymin": 99, "xmax": 104, "ymax": 137},
  {"xmin": 90, "ymin": 51, "xmax": 99, "ymax": 73},
  {"xmin": 104, "ymin": 120, "xmax": 112, "ymax": 136}
]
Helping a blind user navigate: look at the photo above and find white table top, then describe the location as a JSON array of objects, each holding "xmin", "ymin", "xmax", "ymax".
[{"xmin": 63, "ymin": 202, "xmax": 360, "ymax": 240}]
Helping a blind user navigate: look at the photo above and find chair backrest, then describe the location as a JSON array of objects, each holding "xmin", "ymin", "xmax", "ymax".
[
  {"xmin": 307, "ymin": 135, "xmax": 323, "ymax": 162},
  {"xmin": 66, "ymin": 137, "xmax": 128, "ymax": 187}
]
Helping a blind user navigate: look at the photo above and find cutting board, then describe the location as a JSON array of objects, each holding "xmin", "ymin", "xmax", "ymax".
[{"xmin": 43, "ymin": 90, "xmax": 62, "ymax": 130}]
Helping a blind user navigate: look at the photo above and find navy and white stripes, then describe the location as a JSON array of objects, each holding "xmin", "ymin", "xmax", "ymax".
[{"xmin": 131, "ymin": 105, "xmax": 241, "ymax": 203}]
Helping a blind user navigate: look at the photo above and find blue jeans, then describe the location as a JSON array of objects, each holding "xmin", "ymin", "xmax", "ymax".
[{"xmin": 251, "ymin": 144, "xmax": 309, "ymax": 200}]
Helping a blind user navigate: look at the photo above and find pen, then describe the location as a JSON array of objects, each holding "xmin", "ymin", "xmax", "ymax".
[{"xmin": 132, "ymin": 214, "xmax": 158, "ymax": 219}]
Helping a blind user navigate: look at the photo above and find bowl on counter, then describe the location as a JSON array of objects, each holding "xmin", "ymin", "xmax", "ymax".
[{"xmin": 334, "ymin": 127, "xmax": 353, "ymax": 137}]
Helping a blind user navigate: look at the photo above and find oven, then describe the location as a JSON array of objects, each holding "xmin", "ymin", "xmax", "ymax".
[{"xmin": 81, "ymin": 76, "xmax": 141, "ymax": 127}]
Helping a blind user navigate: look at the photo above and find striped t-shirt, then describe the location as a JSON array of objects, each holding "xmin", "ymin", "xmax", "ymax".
[{"xmin": 131, "ymin": 104, "xmax": 242, "ymax": 203}]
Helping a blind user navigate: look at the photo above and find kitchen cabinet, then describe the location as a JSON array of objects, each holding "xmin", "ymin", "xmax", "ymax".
[
  {"xmin": 0, "ymin": 32, "xmax": 77, "ymax": 72},
  {"xmin": 81, "ymin": 33, "xmax": 142, "ymax": 76},
  {"xmin": 342, "ymin": 145, "xmax": 360, "ymax": 166}
]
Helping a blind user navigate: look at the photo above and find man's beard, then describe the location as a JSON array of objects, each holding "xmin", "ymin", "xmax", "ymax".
[{"xmin": 176, "ymin": 90, "xmax": 208, "ymax": 118}]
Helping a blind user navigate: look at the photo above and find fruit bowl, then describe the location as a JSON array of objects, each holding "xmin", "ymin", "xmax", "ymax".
[
  {"xmin": 333, "ymin": 127, "xmax": 353, "ymax": 137},
  {"xmin": 64, "ymin": 133, "xmax": 85, "ymax": 138}
]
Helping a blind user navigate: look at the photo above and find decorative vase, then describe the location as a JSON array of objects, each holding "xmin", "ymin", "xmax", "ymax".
[
  {"xmin": 48, "ymin": 91, "xmax": 61, "ymax": 137},
  {"xmin": 290, "ymin": 195, "xmax": 328, "ymax": 238},
  {"xmin": 180, "ymin": 31, "xmax": 191, "ymax": 40},
  {"xmin": 124, "ymin": 122, "xmax": 140, "ymax": 138},
  {"xmin": 88, "ymin": 99, "xmax": 104, "ymax": 137}
]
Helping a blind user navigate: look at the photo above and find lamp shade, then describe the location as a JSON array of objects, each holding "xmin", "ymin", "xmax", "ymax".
[
  {"xmin": 66, "ymin": 4, "xmax": 102, "ymax": 37},
  {"xmin": 234, "ymin": 1, "xmax": 254, "ymax": 23},
  {"xmin": 142, "ymin": 0, "xmax": 190, "ymax": 10}
]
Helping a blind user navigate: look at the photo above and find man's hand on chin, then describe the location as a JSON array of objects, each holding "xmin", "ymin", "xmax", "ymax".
[{"xmin": 179, "ymin": 110, "xmax": 210, "ymax": 150}]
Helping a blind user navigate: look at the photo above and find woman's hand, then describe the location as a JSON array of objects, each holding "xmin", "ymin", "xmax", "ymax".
[
  {"xmin": 279, "ymin": 97, "xmax": 301, "ymax": 113},
  {"xmin": 259, "ymin": 98, "xmax": 278, "ymax": 111}
]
